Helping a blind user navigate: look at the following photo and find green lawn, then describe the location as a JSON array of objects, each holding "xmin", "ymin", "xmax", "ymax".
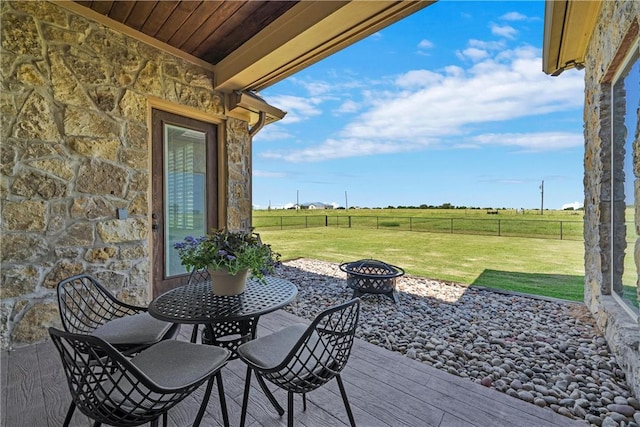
[
  {"xmin": 257, "ymin": 227, "xmax": 587, "ymax": 301},
  {"xmin": 253, "ymin": 208, "xmax": 585, "ymax": 240}
]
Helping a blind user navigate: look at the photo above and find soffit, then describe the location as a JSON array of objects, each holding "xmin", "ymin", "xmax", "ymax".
[
  {"xmin": 65, "ymin": 1, "xmax": 435, "ymax": 91},
  {"xmin": 71, "ymin": 1, "xmax": 299, "ymax": 65},
  {"xmin": 542, "ymin": 0, "xmax": 602, "ymax": 76}
]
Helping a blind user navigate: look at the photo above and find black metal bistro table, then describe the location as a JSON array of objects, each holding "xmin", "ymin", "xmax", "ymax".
[
  {"xmin": 149, "ymin": 276, "xmax": 297, "ymax": 357},
  {"xmin": 149, "ymin": 276, "xmax": 297, "ymax": 417}
]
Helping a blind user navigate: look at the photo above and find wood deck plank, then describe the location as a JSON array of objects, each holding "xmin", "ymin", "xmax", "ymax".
[
  {"xmin": 350, "ymin": 338, "xmax": 583, "ymax": 427},
  {"xmin": 1, "ymin": 351, "xmax": 8, "ymax": 427},
  {"xmin": 5, "ymin": 345, "xmax": 46, "ymax": 427},
  {"xmin": 35, "ymin": 340, "xmax": 91, "ymax": 427},
  {"xmin": 257, "ymin": 310, "xmax": 444, "ymax": 426},
  {"xmin": 2, "ymin": 309, "xmax": 587, "ymax": 427},
  {"xmin": 268, "ymin": 310, "xmax": 585, "ymax": 426}
]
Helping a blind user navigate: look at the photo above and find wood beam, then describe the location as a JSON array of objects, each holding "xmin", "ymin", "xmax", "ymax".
[{"xmin": 214, "ymin": 1, "xmax": 434, "ymax": 91}]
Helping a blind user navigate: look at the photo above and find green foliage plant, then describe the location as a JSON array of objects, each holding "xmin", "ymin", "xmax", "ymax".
[{"xmin": 174, "ymin": 229, "xmax": 281, "ymax": 283}]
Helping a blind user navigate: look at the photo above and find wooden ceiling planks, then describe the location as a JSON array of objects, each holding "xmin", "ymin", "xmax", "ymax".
[
  {"xmin": 166, "ymin": 1, "xmax": 226, "ymax": 49},
  {"xmin": 107, "ymin": 1, "xmax": 135, "ymax": 23},
  {"xmin": 125, "ymin": 1, "xmax": 159, "ymax": 31},
  {"xmin": 139, "ymin": 1, "xmax": 180, "ymax": 36},
  {"xmin": 179, "ymin": 0, "xmax": 246, "ymax": 55},
  {"xmin": 200, "ymin": 1, "xmax": 298, "ymax": 64},
  {"xmin": 152, "ymin": 1, "xmax": 202, "ymax": 43},
  {"xmin": 87, "ymin": 1, "xmax": 114, "ymax": 16},
  {"xmin": 72, "ymin": 0, "xmax": 299, "ymax": 66}
]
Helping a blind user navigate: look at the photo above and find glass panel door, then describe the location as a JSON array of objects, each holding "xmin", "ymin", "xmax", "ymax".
[
  {"xmin": 164, "ymin": 125, "xmax": 207, "ymax": 277},
  {"xmin": 152, "ymin": 109, "xmax": 217, "ymax": 296}
]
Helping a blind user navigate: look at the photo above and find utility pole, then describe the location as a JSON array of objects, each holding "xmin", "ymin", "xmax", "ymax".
[
  {"xmin": 345, "ymin": 191, "xmax": 348, "ymax": 210},
  {"xmin": 540, "ymin": 180, "xmax": 544, "ymax": 215}
]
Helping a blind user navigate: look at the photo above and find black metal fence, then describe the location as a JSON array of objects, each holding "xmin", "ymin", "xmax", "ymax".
[{"xmin": 253, "ymin": 215, "xmax": 585, "ymax": 240}]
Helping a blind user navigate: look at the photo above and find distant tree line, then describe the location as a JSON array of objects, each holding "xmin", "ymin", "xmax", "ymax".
[
  {"xmin": 263, "ymin": 203, "xmax": 584, "ymax": 211},
  {"xmin": 377, "ymin": 203, "xmax": 584, "ymax": 211},
  {"xmin": 384, "ymin": 203, "xmax": 503, "ymax": 210}
]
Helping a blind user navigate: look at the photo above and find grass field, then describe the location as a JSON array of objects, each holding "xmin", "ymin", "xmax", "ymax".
[
  {"xmin": 253, "ymin": 209, "xmax": 638, "ymax": 307},
  {"xmin": 257, "ymin": 227, "xmax": 587, "ymax": 301},
  {"xmin": 254, "ymin": 208, "xmax": 585, "ymax": 240},
  {"xmin": 254, "ymin": 208, "xmax": 638, "ymax": 305}
]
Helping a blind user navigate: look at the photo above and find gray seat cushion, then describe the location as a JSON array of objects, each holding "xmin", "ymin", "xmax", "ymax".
[
  {"xmin": 132, "ymin": 340, "xmax": 230, "ymax": 388},
  {"xmin": 237, "ymin": 324, "xmax": 308, "ymax": 369},
  {"xmin": 93, "ymin": 313, "xmax": 174, "ymax": 346},
  {"xmin": 238, "ymin": 323, "xmax": 331, "ymax": 383},
  {"xmin": 98, "ymin": 340, "xmax": 230, "ymax": 413}
]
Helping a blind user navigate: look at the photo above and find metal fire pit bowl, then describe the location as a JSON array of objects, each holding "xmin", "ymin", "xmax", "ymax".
[{"xmin": 339, "ymin": 259, "xmax": 404, "ymax": 303}]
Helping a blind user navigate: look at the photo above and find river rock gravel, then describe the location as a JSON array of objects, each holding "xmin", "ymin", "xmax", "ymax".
[{"xmin": 274, "ymin": 258, "xmax": 640, "ymax": 427}]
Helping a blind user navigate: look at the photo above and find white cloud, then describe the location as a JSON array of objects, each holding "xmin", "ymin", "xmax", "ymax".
[
  {"xmin": 456, "ymin": 47, "xmax": 489, "ymax": 62},
  {"xmin": 395, "ymin": 70, "xmax": 442, "ymax": 89},
  {"xmin": 301, "ymin": 81, "xmax": 332, "ymax": 96},
  {"xmin": 491, "ymin": 23, "xmax": 518, "ymax": 39},
  {"xmin": 252, "ymin": 125, "xmax": 293, "ymax": 142},
  {"xmin": 443, "ymin": 65, "xmax": 465, "ymax": 78},
  {"xmin": 254, "ymin": 202, "xmax": 297, "ymax": 210},
  {"xmin": 334, "ymin": 99, "xmax": 361, "ymax": 114},
  {"xmin": 261, "ymin": 45, "xmax": 585, "ymax": 163},
  {"xmin": 253, "ymin": 170, "xmax": 288, "ymax": 178},
  {"xmin": 266, "ymin": 94, "xmax": 323, "ymax": 124},
  {"xmin": 261, "ymin": 137, "xmax": 421, "ymax": 162},
  {"xmin": 418, "ymin": 39, "xmax": 434, "ymax": 50},
  {"xmin": 469, "ymin": 132, "xmax": 584, "ymax": 152},
  {"xmin": 468, "ymin": 39, "xmax": 505, "ymax": 50},
  {"xmin": 501, "ymin": 12, "xmax": 527, "ymax": 21},
  {"xmin": 561, "ymin": 201, "xmax": 583, "ymax": 210}
]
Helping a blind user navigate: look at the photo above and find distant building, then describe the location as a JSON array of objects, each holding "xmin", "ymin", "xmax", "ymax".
[{"xmin": 301, "ymin": 202, "xmax": 331, "ymax": 210}]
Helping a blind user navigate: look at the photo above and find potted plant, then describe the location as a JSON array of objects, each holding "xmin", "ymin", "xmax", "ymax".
[{"xmin": 174, "ymin": 229, "xmax": 281, "ymax": 295}]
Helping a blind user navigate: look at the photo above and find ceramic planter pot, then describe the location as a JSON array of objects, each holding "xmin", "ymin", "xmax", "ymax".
[{"xmin": 208, "ymin": 268, "xmax": 249, "ymax": 295}]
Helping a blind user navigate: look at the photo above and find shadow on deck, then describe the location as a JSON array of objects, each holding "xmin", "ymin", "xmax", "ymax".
[{"xmin": 1, "ymin": 309, "xmax": 583, "ymax": 427}]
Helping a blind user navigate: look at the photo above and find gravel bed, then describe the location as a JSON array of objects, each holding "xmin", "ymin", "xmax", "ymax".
[{"xmin": 274, "ymin": 258, "xmax": 640, "ymax": 427}]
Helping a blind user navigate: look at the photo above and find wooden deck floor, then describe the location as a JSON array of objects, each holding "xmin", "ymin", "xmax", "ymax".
[{"xmin": 1, "ymin": 309, "xmax": 584, "ymax": 427}]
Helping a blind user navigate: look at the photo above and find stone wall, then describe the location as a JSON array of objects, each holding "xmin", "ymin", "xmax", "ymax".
[
  {"xmin": 582, "ymin": 1, "xmax": 640, "ymax": 397},
  {"xmin": 0, "ymin": 1, "xmax": 252, "ymax": 349}
]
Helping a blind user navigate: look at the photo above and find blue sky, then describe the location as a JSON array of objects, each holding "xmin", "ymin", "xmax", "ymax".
[{"xmin": 252, "ymin": 1, "xmax": 585, "ymax": 210}]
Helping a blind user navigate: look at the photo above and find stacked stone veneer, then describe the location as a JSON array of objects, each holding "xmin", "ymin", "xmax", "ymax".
[
  {"xmin": 583, "ymin": 1, "xmax": 640, "ymax": 397},
  {"xmin": 0, "ymin": 1, "xmax": 252, "ymax": 349}
]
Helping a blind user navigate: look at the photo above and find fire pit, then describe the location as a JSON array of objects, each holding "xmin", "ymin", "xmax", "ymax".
[{"xmin": 339, "ymin": 259, "xmax": 404, "ymax": 303}]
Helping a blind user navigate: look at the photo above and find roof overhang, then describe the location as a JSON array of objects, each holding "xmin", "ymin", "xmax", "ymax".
[
  {"xmin": 56, "ymin": 1, "xmax": 434, "ymax": 126},
  {"xmin": 227, "ymin": 90, "xmax": 286, "ymax": 127},
  {"xmin": 214, "ymin": 1, "xmax": 434, "ymax": 91},
  {"xmin": 58, "ymin": 1, "xmax": 433, "ymax": 92},
  {"xmin": 542, "ymin": 0, "xmax": 602, "ymax": 76}
]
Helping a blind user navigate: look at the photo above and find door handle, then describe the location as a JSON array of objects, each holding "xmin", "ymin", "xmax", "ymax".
[{"xmin": 152, "ymin": 213, "xmax": 160, "ymax": 231}]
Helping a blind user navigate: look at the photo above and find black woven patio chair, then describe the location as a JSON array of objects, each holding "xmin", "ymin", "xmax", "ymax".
[
  {"xmin": 57, "ymin": 274, "xmax": 180, "ymax": 356},
  {"xmin": 237, "ymin": 298, "xmax": 360, "ymax": 427},
  {"xmin": 187, "ymin": 268, "xmax": 257, "ymax": 357},
  {"xmin": 49, "ymin": 327, "xmax": 230, "ymax": 427},
  {"xmin": 57, "ymin": 274, "xmax": 182, "ymax": 424}
]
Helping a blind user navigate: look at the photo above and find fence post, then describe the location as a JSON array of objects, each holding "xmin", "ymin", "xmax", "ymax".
[
  {"xmin": 349, "ymin": 216, "xmax": 352, "ymax": 228},
  {"xmin": 305, "ymin": 216, "xmax": 308, "ymax": 228},
  {"xmin": 280, "ymin": 216, "xmax": 283, "ymax": 230},
  {"xmin": 450, "ymin": 218, "xmax": 454, "ymax": 234},
  {"xmin": 325, "ymin": 215, "xmax": 328, "ymax": 227},
  {"xmin": 410, "ymin": 217, "xmax": 413, "ymax": 231},
  {"xmin": 560, "ymin": 221, "xmax": 563, "ymax": 240},
  {"xmin": 498, "ymin": 219, "xmax": 501, "ymax": 236}
]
